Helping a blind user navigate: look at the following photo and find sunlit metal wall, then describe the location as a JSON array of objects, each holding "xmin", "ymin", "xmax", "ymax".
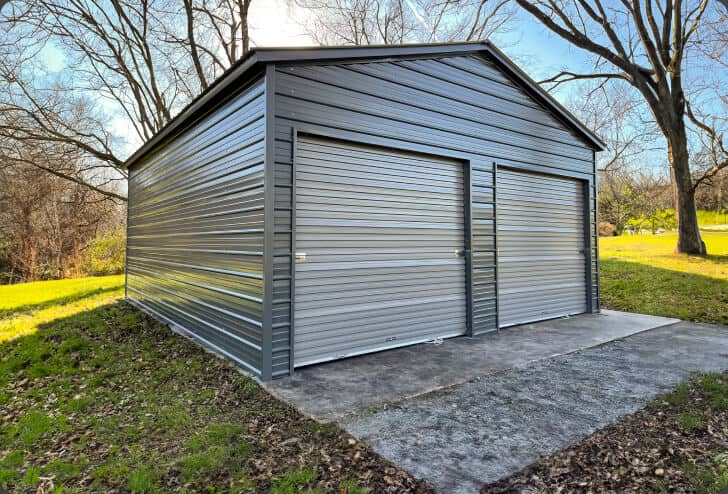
[{"xmin": 126, "ymin": 77, "xmax": 267, "ymax": 376}]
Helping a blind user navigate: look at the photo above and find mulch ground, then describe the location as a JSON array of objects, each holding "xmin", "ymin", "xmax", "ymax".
[{"xmin": 481, "ymin": 373, "xmax": 728, "ymax": 493}]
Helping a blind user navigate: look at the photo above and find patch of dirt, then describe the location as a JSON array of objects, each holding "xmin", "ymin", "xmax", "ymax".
[{"xmin": 481, "ymin": 373, "xmax": 728, "ymax": 494}]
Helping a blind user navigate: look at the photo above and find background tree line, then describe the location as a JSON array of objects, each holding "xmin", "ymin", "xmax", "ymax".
[{"xmin": 0, "ymin": 0, "xmax": 725, "ymax": 283}]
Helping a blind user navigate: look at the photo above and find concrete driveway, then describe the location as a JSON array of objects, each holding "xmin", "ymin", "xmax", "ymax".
[{"xmin": 265, "ymin": 312, "xmax": 728, "ymax": 493}]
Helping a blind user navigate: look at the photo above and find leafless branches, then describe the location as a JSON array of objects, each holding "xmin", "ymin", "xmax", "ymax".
[
  {"xmin": 0, "ymin": 152, "xmax": 124, "ymax": 282},
  {"xmin": 293, "ymin": 0, "xmax": 516, "ymax": 45},
  {"xmin": 0, "ymin": 0, "xmax": 254, "ymax": 201},
  {"xmin": 515, "ymin": 0, "xmax": 725, "ymax": 254}
]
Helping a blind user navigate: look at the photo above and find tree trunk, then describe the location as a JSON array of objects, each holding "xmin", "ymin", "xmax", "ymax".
[{"xmin": 668, "ymin": 122, "xmax": 706, "ymax": 255}]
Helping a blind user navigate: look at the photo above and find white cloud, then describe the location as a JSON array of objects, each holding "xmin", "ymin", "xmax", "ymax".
[{"xmin": 249, "ymin": 0, "xmax": 315, "ymax": 47}]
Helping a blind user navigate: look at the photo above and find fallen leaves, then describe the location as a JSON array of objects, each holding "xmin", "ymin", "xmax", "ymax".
[
  {"xmin": 482, "ymin": 373, "xmax": 728, "ymax": 494},
  {"xmin": 1, "ymin": 301, "xmax": 432, "ymax": 493}
]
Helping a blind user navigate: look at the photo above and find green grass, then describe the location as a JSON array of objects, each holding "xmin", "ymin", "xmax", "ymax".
[
  {"xmin": 659, "ymin": 374, "xmax": 728, "ymax": 494},
  {"xmin": 0, "ymin": 275, "xmax": 124, "ymax": 318},
  {"xmin": 271, "ymin": 468, "xmax": 318, "ymax": 494},
  {"xmin": 0, "ymin": 276, "xmax": 418, "ymax": 493},
  {"xmin": 652, "ymin": 374, "xmax": 728, "ymax": 493},
  {"xmin": 599, "ymin": 232, "xmax": 728, "ymax": 324},
  {"xmin": 698, "ymin": 210, "xmax": 728, "ymax": 228},
  {"xmin": 678, "ymin": 411, "xmax": 705, "ymax": 430},
  {"xmin": 0, "ymin": 275, "xmax": 124, "ymax": 342},
  {"xmin": 668, "ymin": 373, "xmax": 728, "ymax": 494}
]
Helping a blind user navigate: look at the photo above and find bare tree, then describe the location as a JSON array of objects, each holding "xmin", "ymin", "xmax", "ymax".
[
  {"xmin": 0, "ymin": 0, "xmax": 254, "ymax": 201},
  {"xmin": 566, "ymin": 80, "xmax": 665, "ymax": 233},
  {"xmin": 293, "ymin": 0, "xmax": 515, "ymax": 45},
  {"xmin": 514, "ymin": 0, "xmax": 727, "ymax": 254},
  {"xmin": 568, "ymin": 80, "xmax": 662, "ymax": 175},
  {"xmin": 0, "ymin": 151, "xmax": 123, "ymax": 282}
]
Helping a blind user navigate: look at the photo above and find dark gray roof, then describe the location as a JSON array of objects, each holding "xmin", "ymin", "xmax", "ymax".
[{"xmin": 124, "ymin": 41, "xmax": 605, "ymax": 168}]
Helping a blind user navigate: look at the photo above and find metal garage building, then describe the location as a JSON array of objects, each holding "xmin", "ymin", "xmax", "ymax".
[{"xmin": 124, "ymin": 41, "xmax": 604, "ymax": 381}]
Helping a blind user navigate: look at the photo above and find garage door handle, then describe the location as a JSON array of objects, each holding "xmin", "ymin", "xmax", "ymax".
[
  {"xmin": 455, "ymin": 249, "xmax": 466, "ymax": 258},
  {"xmin": 295, "ymin": 252, "xmax": 307, "ymax": 263}
]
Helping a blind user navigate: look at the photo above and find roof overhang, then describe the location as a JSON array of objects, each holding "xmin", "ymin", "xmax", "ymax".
[{"xmin": 124, "ymin": 41, "xmax": 605, "ymax": 170}]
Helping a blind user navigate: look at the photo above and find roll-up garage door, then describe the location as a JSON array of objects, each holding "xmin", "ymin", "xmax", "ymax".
[
  {"xmin": 294, "ymin": 136, "xmax": 467, "ymax": 367},
  {"xmin": 496, "ymin": 168, "xmax": 587, "ymax": 327}
]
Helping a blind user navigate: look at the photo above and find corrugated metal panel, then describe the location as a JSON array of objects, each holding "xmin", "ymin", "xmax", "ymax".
[
  {"xmin": 126, "ymin": 77, "xmax": 266, "ymax": 376},
  {"xmin": 496, "ymin": 168, "xmax": 587, "ymax": 326},
  {"xmin": 470, "ymin": 163, "xmax": 497, "ymax": 334},
  {"xmin": 293, "ymin": 136, "xmax": 466, "ymax": 366},
  {"xmin": 270, "ymin": 53, "xmax": 598, "ymax": 375}
]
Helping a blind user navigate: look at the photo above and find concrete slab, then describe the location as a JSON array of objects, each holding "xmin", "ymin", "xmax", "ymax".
[
  {"xmin": 345, "ymin": 321, "xmax": 728, "ymax": 493},
  {"xmin": 264, "ymin": 310, "xmax": 678, "ymax": 422}
]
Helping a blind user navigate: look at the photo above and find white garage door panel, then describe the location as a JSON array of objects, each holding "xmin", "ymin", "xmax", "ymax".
[
  {"xmin": 497, "ymin": 168, "xmax": 587, "ymax": 327},
  {"xmin": 294, "ymin": 137, "xmax": 467, "ymax": 367}
]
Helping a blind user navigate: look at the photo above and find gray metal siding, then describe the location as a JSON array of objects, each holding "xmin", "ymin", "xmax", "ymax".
[
  {"xmin": 126, "ymin": 78, "xmax": 266, "ymax": 376},
  {"xmin": 496, "ymin": 169, "xmax": 587, "ymax": 326},
  {"xmin": 470, "ymin": 163, "xmax": 497, "ymax": 334},
  {"xmin": 293, "ymin": 136, "xmax": 466, "ymax": 366},
  {"xmin": 270, "ymin": 53, "xmax": 598, "ymax": 376}
]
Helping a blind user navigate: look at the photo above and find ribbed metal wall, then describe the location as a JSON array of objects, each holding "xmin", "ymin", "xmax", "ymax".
[
  {"xmin": 293, "ymin": 136, "xmax": 466, "ymax": 366},
  {"xmin": 496, "ymin": 168, "xmax": 587, "ymax": 326},
  {"xmin": 270, "ymin": 54, "xmax": 597, "ymax": 375},
  {"xmin": 126, "ymin": 78, "xmax": 266, "ymax": 376},
  {"xmin": 470, "ymin": 163, "xmax": 497, "ymax": 334}
]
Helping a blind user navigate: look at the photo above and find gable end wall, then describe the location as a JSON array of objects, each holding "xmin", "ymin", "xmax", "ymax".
[{"xmin": 269, "ymin": 54, "xmax": 599, "ymax": 378}]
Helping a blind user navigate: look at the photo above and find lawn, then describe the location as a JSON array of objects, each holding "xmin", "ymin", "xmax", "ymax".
[
  {"xmin": 0, "ymin": 276, "xmax": 430, "ymax": 493},
  {"xmin": 599, "ymin": 232, "xmax": 728, "ymax": 324},
  {"xmin": 2, "ymin": 233, "xmax": 726, "ymax": 493}
]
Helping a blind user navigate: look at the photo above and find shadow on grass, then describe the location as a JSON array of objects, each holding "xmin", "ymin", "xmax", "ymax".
[
  {"xmin": 0, "ymin": 300, "xmax": 231, "ymax": 489},
  {"xmin": 0, "ymin": 301, "xmax": 403, "ymax": 494},
  {"xmin": 600, "ymin": 258, "xmax": 728, "ymax": 325},
  {"xmin": 0, "ymin": 300, "xmax": 166, "ymax": 385},
  {"xmin": 0, "ymin": 285, "xmax": 124, "ymax": 320}
]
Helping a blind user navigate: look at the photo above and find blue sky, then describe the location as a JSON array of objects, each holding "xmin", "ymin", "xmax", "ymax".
[
  {"xmin": 33, "ymin": 0, "xmax": 685, "ymax": 178},
  {"xmin": 35, "ymin": 0, "xmax": 598, "ymax": 154}
]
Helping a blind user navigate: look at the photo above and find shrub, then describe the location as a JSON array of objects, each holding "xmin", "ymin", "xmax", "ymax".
[
  {"xmin": 82, "ymin": 227, "xmax": 125, "ymax": 276},
  {"xmin": 627, "ymin": 209, "xmax": 677, "ymax": 234},
  {"xmin": 697, "ymin": 209, "xmax": 728, "ymax": 227},
  {"xmin": 599, "ymin": 222, "xmax": 617, "ymax": 236}
]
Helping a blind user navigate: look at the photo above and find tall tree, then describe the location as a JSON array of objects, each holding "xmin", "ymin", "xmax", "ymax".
[
  {"xmin": 0, "ymin": 0, "xmax": 254, "ymax": 201},
  {"xmin": 0, "ymin": 151, "xmax": 123, "ymax": 282},
  {"xmin": 514, "ymin": 0, "xmax": 727, "ymax": 254}
]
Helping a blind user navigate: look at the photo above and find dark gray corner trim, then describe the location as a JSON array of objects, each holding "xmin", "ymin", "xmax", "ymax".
[
  {"xmin": 123, "ymin": 41, "xmax": 604, "ymax": 170},
  {"xmin": 492, "ymin": 161, "xmax": 500, "ymax": 330},
  {"xmin": 261, "ymin": 65, "xmax": 277, "ymax": 381},
  {"xmin": 289, "ymin": 128, "xmax": 299, "ymax": 376},
  {"xmin": 592, "ymin": 149, "xmax": 601, "ymax": 311},
  {"xmin": 582, "ymin": 176, "xmax": 594, "ymax": 313},
  {"xmin": 124, "ymin": 179, "xmax": 130, "ymax": 300}
]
